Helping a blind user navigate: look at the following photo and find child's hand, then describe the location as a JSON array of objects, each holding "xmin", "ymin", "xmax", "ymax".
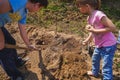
[
  {"xmin": 82, "ymin": 41, "xmax": 88, "ymax": 46},
  {"xmin": 85, "ymin": 25, "xmax": 95, "ymax": 32},
  {"xmin": 86, "ymin": 24, "xmax": 91, "ymax": 29}
]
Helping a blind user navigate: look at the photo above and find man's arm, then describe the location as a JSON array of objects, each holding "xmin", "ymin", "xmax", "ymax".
[
  {"xmin": 0, "ymin": 0, "xmax": 12, "ymax": 13},
  {"xmin": 18, "ymin": 23, "xmax": 37, "ymax": 50},
  {"xmin": 0, "ymin": 28, "xmax": 5, "ymax": 50},
  {"xmin": 18, "ymin": 23, "xmax": 30, "ymax": 47}
]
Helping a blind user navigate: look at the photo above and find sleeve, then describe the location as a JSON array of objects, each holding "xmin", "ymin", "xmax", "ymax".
[
  {"xmin": 0, "ymin": 13, "xmax": 11, "ymax": 27},
  {"xmin": 9, "ymin": 0, "xmax": 27, "ymax": 12},
  {"xmin": 18, "ymin": 9, "xmax": 27, "ymax": 24},
  {"xmin": 96, "ymin": 11, "xmax": 106, "ymax": 21},
  {"xmin": 18, "ymin": 15, "xmax": 26, "ymax": 24},
  {"xmin": 0, "ymin": 20, "xmax": 4, "ymax": 27}
]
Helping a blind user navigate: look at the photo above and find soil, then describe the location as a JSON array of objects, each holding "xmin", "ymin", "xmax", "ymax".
[{"xmin": 0, "ymin": 24, "xmax": 120, "ymax": 80}]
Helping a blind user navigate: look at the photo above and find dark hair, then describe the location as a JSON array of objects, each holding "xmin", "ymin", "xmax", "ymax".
[
  {"xmin": 29, "ymin": 0, "xmax": 48, "ymax": 8},
  {"xmin": 76, "ymin": 0, "xmax": 101, "ymax": 10}
]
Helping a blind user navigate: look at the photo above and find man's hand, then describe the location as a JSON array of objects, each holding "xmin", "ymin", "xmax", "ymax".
[
  {"xmin": 27, "ymin": 45, "xmax": 39, "ymax": 51},
  {"xmin": 0, "ymin": 28, "xmax": 5, "ymax": 50}
]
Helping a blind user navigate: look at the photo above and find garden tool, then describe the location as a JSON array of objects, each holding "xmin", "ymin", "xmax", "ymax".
[
  {"xmin": 87, "ymin": 42, "xmax": 94, "ymax": 57},
  {"xmin": 5, "ymin": 43, "xmax": 40, "ymax": 51},
  {"xmin": 5, "ymin": 44, "xmax": 29, "ymax": 50}
]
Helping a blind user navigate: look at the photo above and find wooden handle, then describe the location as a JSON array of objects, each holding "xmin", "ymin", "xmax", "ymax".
[
  {"xmin": 5, "ymin": 44, "xmax": 41, "ymax": 51},
  {"xmin": 5, "ymin": 44, "xmax": 29, "ymax": 50}
]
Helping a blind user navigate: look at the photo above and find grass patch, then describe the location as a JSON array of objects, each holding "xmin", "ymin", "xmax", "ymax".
[
  {"xmin": 101, "ymin": 5, "xmax": 120, "ymax": 20},
  {"xmin": 117, "ymin": 62, "xmax": 120, "ymax": 68},
  {"xmin": 27, "ymin": 0, "xmax": 120, "ymax": 36},
  {"xmin": 115, "ymin": 20, "xmax": 120, "ymax": 29}
]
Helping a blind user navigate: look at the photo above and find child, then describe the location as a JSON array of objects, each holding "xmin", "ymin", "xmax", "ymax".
[
  {"xmin": 76, "ymin": 0, "xmax": 117, "ymax": 80},
  {"xmin": 0, "ymin": 0, "xmax": 48, "ymax": 80}
]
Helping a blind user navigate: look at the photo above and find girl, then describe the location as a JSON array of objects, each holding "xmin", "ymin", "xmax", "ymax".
[{"xmin": 76, "ymin": 0, "xmax": 117, "ymax": 80}]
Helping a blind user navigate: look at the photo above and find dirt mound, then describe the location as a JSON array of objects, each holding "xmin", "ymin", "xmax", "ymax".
[
  {"xmin": 39, "ymin": 35, "xmax": 90, "ymax": 80},
  {"xmin": 0, "ymin": 66, "xmax": 9, "ymax": 80},
  {"xmin": 1, "ymin": 25, "xmax": 120, "ymax": 80},
  {"xmin": 0, "ymin": 25, "xmax": 92, "ymax": 80},
  {"xmin": 54, "ymin": 52, "xmax": 89, "ymax": 80}
]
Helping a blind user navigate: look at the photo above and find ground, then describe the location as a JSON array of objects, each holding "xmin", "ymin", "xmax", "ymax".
[{"xmin": 0, "ymin": 24, "xmax": 120, "ymax": 80}]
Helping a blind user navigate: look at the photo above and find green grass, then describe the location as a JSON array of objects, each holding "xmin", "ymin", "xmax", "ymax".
[
  {"xmin": 115, "ymin": 21, "xmax": 120, "ymax": 29},
  {"xmin": 117, "ymin": 62, "xmax": 120, "ymax": 68},
  {"xmin": 27, "ymin": 0, "xmax": 120, "ymax": 36},
  {"xmin": 101, "ymin": 5, "xmax": 120, "ymax": 28}
]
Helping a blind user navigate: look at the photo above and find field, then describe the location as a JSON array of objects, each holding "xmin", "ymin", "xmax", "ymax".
[{"xmin": 0, "ymin": 0, "xmax": 120, "ymax": 80}]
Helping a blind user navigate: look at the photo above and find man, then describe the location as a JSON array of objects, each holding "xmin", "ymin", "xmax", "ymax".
[{"xmin": 0, "ymin": 0, "xmax": 48, "ymax": 80}]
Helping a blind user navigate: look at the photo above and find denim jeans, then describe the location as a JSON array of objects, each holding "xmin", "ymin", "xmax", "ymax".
[{"xmin": 92, "ymin": 44, "xmax": 116, "ymax": 80}]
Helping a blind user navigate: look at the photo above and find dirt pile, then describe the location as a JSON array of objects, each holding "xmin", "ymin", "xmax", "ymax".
[
  {"xmin": 40, "ymin": 36, "xmax": 90, "ymax": 80},
  {"xmin": 25, "ymin": 25, "xmax": 90, "ymax": 80},
  {"xmin": 0, "ymin": 24, "xmax": 90, "ymax": 80},
  {"xmin": 1, "ymin": 25, "xmax": 120, "ymax": 80},
  {"xmin": 54, "ymin": 52, "xmax": 89, "ymax": 80}
]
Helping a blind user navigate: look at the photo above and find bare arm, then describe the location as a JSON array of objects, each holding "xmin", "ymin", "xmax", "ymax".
[
  {"xmin": 83, "ymin": 32, "xmax": 92, "ymax": 45},
  {"xmin": 18, "ymin": 23, "xmax": 31, "ymax": 47},
  {"xmin": 0, "ymin": 0, "xmax": 12, "ymax": 13},
  {"xmin": 0, "ymin": 28, "xmax": 5, "ymax": 50},
  {"xmin": 86, "ymin": 16, "xmax": 116, "ymax": 33},
  {"xmin": 84, "ymin": 32, "xmax": 92, "ymax": 42},
  {"xmin": 100, "ymin": 16, "xmax": 116, "ymax": 32},
  {"xmin": 18, "ymin": 23, "xmax": 37, "ymax": 50}
]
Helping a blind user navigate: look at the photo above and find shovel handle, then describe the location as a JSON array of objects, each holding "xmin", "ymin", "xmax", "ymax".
[
  {"xmin": 5, "ymin": 44, "xmax": 41, "ymax": 51},
  {"xmin": 5, "ymin": 44, "xmax": 29, "ymax": 50}
]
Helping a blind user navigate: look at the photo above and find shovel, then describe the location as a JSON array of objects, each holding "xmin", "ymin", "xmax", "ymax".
[{"xmin": 5, "ymin": 44, "xmax": 40, "ymax": 51}]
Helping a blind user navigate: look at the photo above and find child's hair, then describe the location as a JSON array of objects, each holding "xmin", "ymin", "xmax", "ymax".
[
  {"xmin": 29, "ymin": 0, "xmax": 48, "ymax": 8},
  {"xmin": 76, "ymin": 0, "xmax": 101, "ymax": 10}
]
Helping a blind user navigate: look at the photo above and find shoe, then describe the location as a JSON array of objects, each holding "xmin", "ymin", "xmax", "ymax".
[
  {"xmin": 87, "ymin": 71, "xmax": 99, "ymax": 78},
  {"xmin": 16, "ymin": 57, "xmax": 29, "ymax": 68}
]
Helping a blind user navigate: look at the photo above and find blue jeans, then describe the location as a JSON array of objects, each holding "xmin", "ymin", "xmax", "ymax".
[{"xmin": 92, "ymin": 44, "xmax": 116, "ymax": 80}]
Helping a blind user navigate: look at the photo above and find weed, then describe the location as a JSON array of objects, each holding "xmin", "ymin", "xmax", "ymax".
[
  {"xmin": 117, "ymin": 62, "xmax": 120, "ymax": 68},
  {"xmin": 115, "ymin": 21, "xmax": 120, "ymax": 29}
]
